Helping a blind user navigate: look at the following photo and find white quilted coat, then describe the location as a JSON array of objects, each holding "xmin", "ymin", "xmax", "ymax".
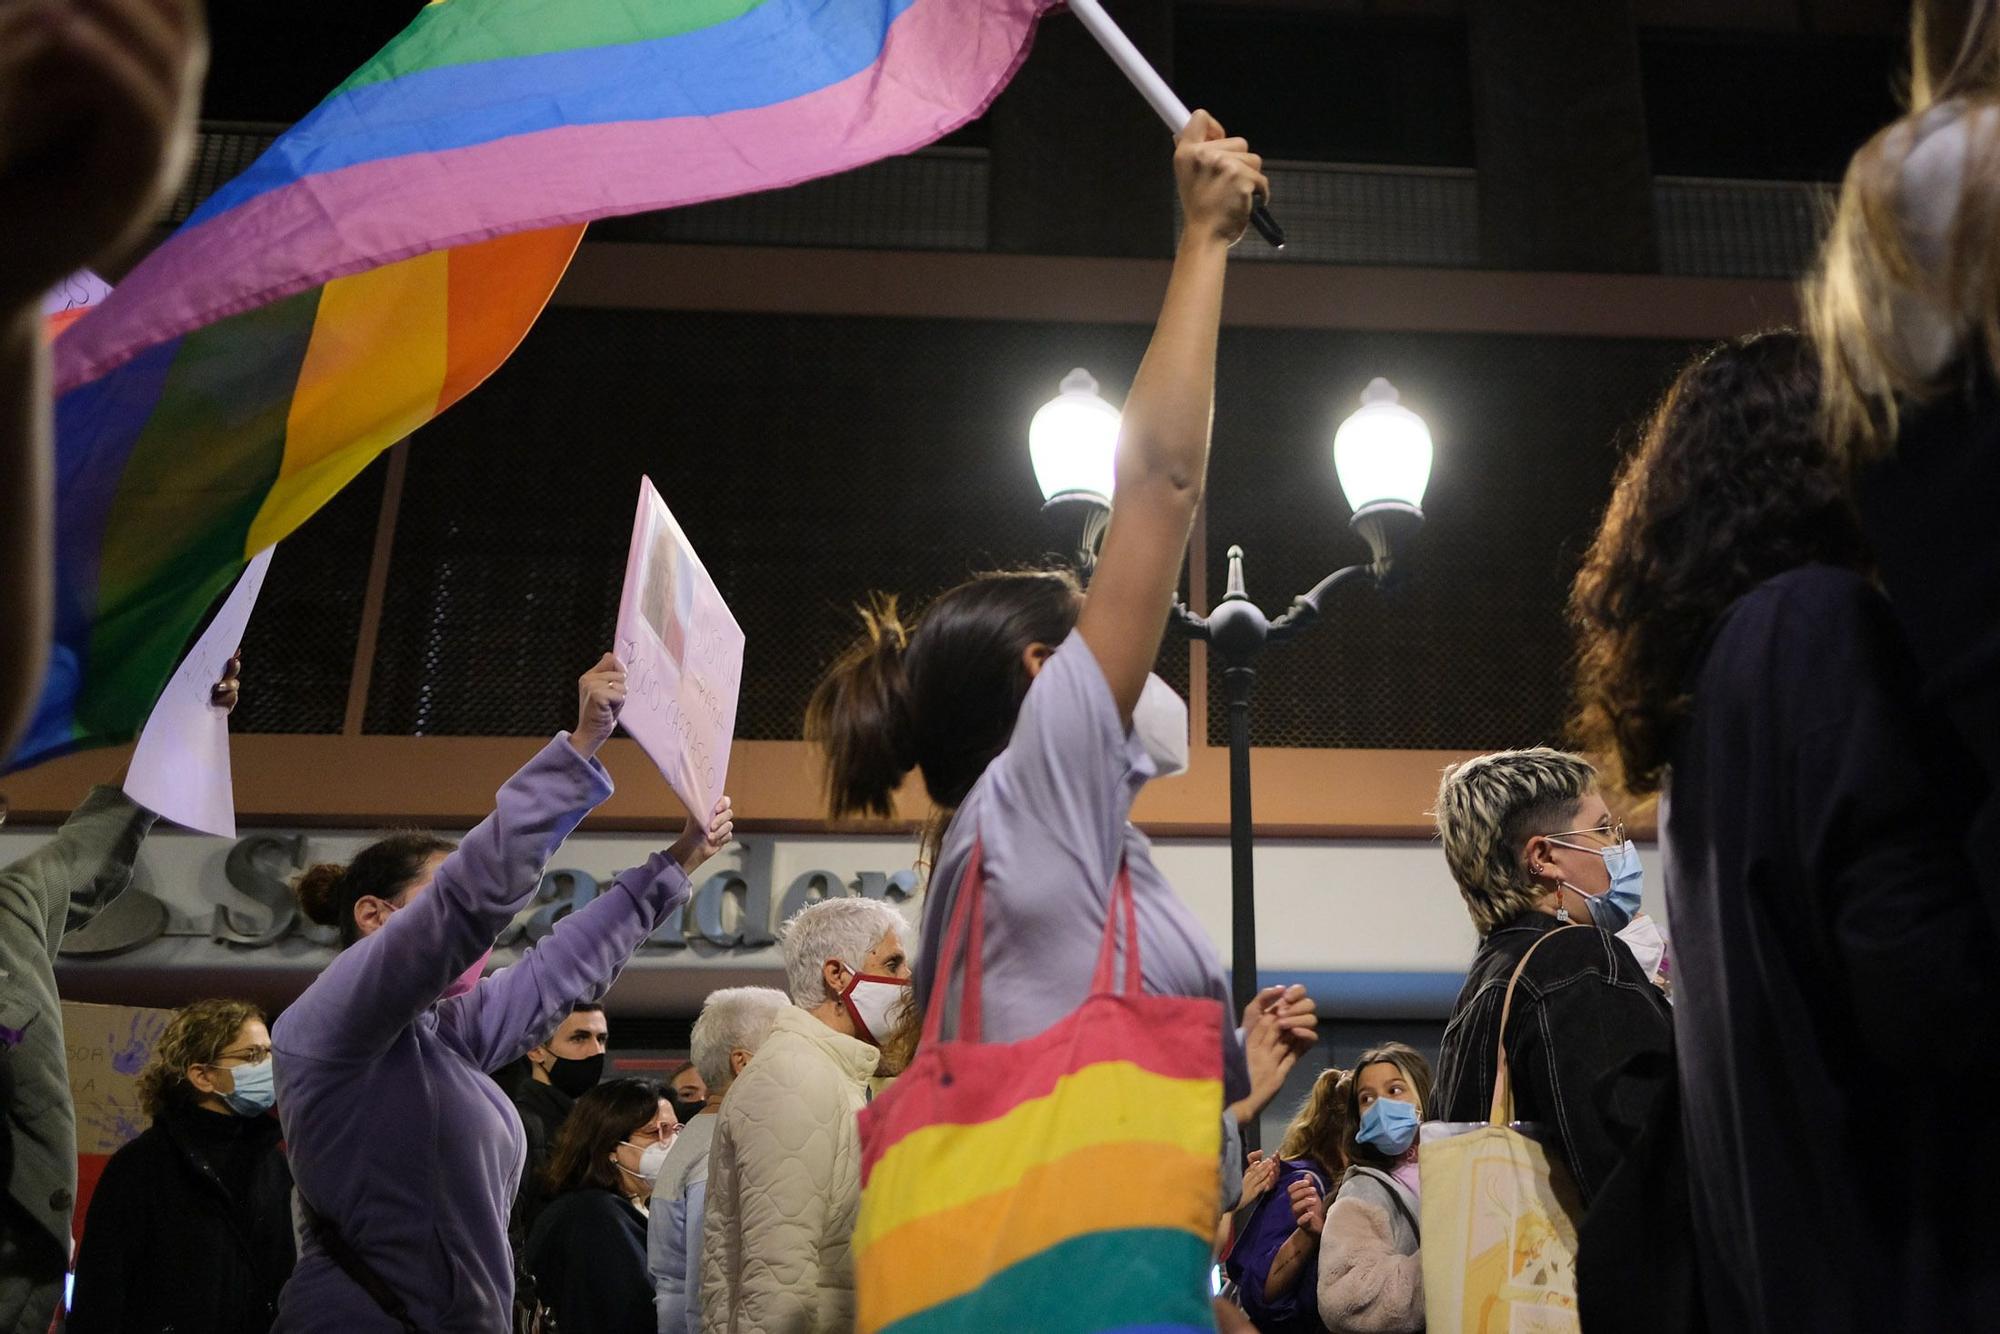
[{"xmin": 699, "ymin": 1006, "xmax": 879, "ymax": 1334}]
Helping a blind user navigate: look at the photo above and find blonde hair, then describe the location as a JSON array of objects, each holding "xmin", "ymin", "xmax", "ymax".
[
  {"xmin": 1808, "ymin": 0, "xmax": 2000, "ymax": 462},
  {"xmin": 135, "ymin": 998, "xmax": 265, "ymax": 1120},
  {"xmin": 1435, "ymin": 749, "xmax": 1596, "ymax": 936},
  {"xmin": 1277, "ymin": 1067, "xmax": 1352, "ymax": 1169}
]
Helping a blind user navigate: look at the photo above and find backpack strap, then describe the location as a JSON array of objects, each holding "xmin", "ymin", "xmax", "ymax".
[
  {"xmin": 1342, "ymin": 1164, "xmax": 1421, "ymax": 1241},
  {"xmin": 295, "ymin": 1188, "xmax": 422, "ymax": 1333},
  {"xmin": 1489, "ymin": 924, "xmax": 1587, "ymax": 1125}
]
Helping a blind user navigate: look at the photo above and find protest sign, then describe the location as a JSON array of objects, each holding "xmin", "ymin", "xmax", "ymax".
[
  {"xmin": 124, "ymin": 549, "xmax": 271, "ymax": 838},
  {"xmin": 613, "ymin": 478, "xmax": 744, "ymax": 820},
  {"xmin": 64, "ymin": 1000, "xmax": 173, "ymax": 1235}
]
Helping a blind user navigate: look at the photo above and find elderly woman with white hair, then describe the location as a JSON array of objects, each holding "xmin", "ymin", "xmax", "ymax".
[
  {"xmin": 650, "ymin": 985, "xmax": 789, "ymax": 1334},
  {"xmin": 1427, "ymin": 747, "xmax": 1672, "ymax": 1207},
  {"xmin": 697, "ymin": 896, "xmax": 912, "ymax": 1334}
]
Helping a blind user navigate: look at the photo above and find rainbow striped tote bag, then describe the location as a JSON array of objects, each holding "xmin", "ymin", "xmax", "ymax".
[{"xmin": 853, "ymin": 843, "xmax": 1224, "ymax": 1333}]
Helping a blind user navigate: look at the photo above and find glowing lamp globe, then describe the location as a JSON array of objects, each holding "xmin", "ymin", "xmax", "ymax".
[
  {"xmin": 1029, "ymin": 368, "xmax": 1120, "ymax": 505},
  {"xmin": 1333, "ymin": 378, "xmax": 1433, "ymax": 515}
]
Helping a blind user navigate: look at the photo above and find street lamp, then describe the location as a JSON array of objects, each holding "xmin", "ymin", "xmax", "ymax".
[
  {"xmin": 1181, "ymin": 379, "xmax": 1429, "ymax": 1128},
  {"xmin": 1029, "ymin": 373, "xmax": 1433, "ymax": 1145},
  {"xmin": 1029, "ymin": 369, "xmax": 1121, "ymax": 574}
]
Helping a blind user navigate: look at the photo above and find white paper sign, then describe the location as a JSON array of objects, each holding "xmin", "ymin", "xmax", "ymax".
[
  {"xmin": 613, "ymin": 478, "xmax": 744, "ymax": 820},
  {"xmin": 124, "ymin": 549, "xmax": 272, "ymax": 838}
]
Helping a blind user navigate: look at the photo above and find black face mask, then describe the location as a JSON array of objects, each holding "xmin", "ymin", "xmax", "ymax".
[
  {"xmin": 667, "ymin": 1092, "xmax": 704, "ymax": 1126},
  {"xmin": 543, "ymin": 1052, "xmax": 604, "ymax": 1099}
]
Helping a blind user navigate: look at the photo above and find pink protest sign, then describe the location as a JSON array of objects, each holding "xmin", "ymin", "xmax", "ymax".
[{"xmin": 613, "ymin": 478, "xmax": 744, "ymax": 819}]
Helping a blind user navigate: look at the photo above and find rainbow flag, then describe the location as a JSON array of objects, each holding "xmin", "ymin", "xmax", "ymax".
[
  {"xmin": 10, "ymin": 0, "xmax": 1052, "ymax": 771},
  {"xmin": 853, "ymin": 853, "xmax": 1223, "ymax": 1332}
]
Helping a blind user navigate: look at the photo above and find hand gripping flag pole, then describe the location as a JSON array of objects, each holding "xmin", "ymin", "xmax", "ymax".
[{"xmin": 1064, "ymin": 0, "xmax": 1286, "ymax": 249}]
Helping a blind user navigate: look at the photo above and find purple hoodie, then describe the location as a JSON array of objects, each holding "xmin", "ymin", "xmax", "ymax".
[{"xmin": 271, "ymin": 735, "xmax": 689, "ymax": 1331}]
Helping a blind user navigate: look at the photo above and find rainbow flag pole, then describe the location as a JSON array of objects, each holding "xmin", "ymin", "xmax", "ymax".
[{"xmin": 12, "ymin": 0, "xmax": 1057, "ymax": 772}]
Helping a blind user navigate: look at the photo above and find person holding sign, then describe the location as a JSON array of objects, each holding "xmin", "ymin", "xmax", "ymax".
[
  {"xmin": 808, "ymin": 112, "xmax": 1306, "ymax": 1188},
  {"xmin": 271, "ymin": 654, "xmax": 733, "ymax": 1333}
]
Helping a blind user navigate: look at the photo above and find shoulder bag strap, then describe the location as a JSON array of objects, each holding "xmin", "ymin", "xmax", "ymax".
[
  {"xmin": 1343, "ymin": 1164, "xmax": 1421, "ymax": 1240},
  {"xmin": 921, "ymin": 838, "xmax": 989, "ymax": 1046},
  {"xmin": 1488, "ymin": 924, "xmax": 1586, "ymax": 1126},
  {"xmin": 295, "ymin": 1188, "xmax": 423, "ymax": 1334},
  {"xmin": 1088, "ymin": 860, "xmax": 1140, "ymax": 997}
]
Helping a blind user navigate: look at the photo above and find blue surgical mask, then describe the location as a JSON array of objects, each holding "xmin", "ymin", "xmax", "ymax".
[
  {"xmin": 220, "ymin": 1058, "xmax": 276, "ymax": 1117},
  {"xmin": 1552, "ymin": 838, "xmax": 1645, "ymax": 933},
  {"xmin": 1357, "ymin": 1098, "xmax": 1421, "ymax": 1157}
]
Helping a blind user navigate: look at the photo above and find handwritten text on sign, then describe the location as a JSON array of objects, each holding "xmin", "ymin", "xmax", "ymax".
[{"xmin": 613, "ymin": 477, "xmax": 744, "ymax": 819}]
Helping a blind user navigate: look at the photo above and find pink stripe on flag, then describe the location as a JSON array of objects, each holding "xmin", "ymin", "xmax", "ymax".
[{"xmin": 56, "ymin": 0, "xmax": 1050, "ymax": 394}]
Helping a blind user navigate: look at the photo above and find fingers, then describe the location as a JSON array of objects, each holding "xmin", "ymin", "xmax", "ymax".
[
  {"xmin": 1179, "ymin": 108, "xmax": 1223, "ymax": 145},
  {"xmin": 592, "ymin": 651, "xmax": 622, "ymax": 674}
]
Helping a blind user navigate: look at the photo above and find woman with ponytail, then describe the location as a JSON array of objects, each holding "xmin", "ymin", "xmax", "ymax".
[
  {"xmin": 271, "ymin": 654, "xmax": 734, "ymax": 1333},
  {"xmin": 806, "ymin": 112, "xmax": 1313, "ymax": 1161}
]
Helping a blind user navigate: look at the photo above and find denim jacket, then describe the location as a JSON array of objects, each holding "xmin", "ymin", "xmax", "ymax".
[{"xmin": 1431, "ymin": 911, "xmax": 1672, "ymax": 1206}]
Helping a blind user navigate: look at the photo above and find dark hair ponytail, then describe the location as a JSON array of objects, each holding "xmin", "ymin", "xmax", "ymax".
[
  {"xmin": 806, "ymin": 596, "xmax": 916, "ymax": 819},
  {"xmin": 809, "ymin": 569, "xmax": 1082, "ymax": 824},
  {"xmin": 293, "ymin": 832, "xmax": 457, "ymax": 948}
]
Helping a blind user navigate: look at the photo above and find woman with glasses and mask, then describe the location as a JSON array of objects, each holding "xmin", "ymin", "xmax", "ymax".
[
  {"xmin": 69, "ymin": 999, "xmax": 296, "ymax": 1334},
  {"xmin": 1429, "ymin": 749, "xmax": 1673, "ymax": 1208},
  {"xmin": 526, "ymin": 1079, "xmax": 677, "ymax": 1334}
]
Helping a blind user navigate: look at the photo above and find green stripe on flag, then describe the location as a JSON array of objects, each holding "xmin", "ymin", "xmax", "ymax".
[
  {"xmin": 79, "ymin": 289, "xmax": 318, "ymax": 744},
  {"xmin": 881, "ymin": 1227, "xmax": 1215, "ymax": 1334},
  {"xmin": 336, "ymin": 0, "xmax": 770, "ymax": 94}
]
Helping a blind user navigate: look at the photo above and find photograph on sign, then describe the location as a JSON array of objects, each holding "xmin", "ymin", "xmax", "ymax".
[
  {"xmin": 124, "ymin": 548, "xmax": 272, "ymax": 839},
  {"xmin": 613, "ymin": 478, "xmax": 745, "ymax": 820}
]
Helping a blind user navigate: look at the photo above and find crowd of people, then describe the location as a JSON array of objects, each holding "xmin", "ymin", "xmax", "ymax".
[{"xmin": 5, "ymin": 0, "xmax": 2000, "ymax": 1330}]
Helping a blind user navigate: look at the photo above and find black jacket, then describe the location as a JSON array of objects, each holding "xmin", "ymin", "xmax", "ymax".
[
  {"xmin": 1431, "ymin": 911, "xmax": 1671, "ymax": 1206},
  {"xmin": 525, "ymin": 1187, "xmax": 653, "ymax": 1334},
  {"xmin": 68, "ymin": 1105, "xmax": 295, "ymax": 1334},
  {"xmin": 1662, "ymin": 565, "xmax": 2000, "ymax": 1333},
  {"xmin": 509, "ymin": 1079, "xmax": 574, "ymax": 1248}
]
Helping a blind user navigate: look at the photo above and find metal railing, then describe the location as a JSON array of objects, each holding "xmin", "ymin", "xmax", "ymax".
[{"xmin": 172, "ymin": 126, "xmax": 1831, "ymax": 280}]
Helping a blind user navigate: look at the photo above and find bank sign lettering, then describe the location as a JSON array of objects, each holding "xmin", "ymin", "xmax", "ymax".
[{"xmin": 209, "ymin": 834, "xmax": 918, "ymax": 952}]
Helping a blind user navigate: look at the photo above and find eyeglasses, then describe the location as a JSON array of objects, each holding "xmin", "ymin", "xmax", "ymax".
[
  {"xmin": 1544, "ymin": 820, "xmax": 1625, "ymax": 848},
  {"xmin": 214, "ymin": 1045, "xmax": 273, "ymax": 1065}
]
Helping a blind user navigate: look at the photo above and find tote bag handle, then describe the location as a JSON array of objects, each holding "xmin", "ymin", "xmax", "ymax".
[
  {"xmin": 1488, "ymin": 925, "xmax": 1585, "ymax": 1125},
  {"xmin": 924, "ymin": 838, "xmax": 1140, "ymax": 1047}
]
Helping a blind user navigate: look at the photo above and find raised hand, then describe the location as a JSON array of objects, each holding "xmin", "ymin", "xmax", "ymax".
[
  {"xmin": 0, "ymin": 0, "xmax": 208, "ymax": 309},
  {"xmin": 671, "ymin": 795, "xmax": 734, "ymax": 873},
  {"xmin": 1240, "ymin": 1149, "xmax": 1279, "ymax": 1204},
  {"xmin": 1172, "ymin": 109, "xmax": 1267, "ymax": 249},
  {"xmin": 1287, "ymin": 1175, "xmax": 1325, "ymax": 1236},
  {"xmin": 209, "ymin": 653, "xmax": 241, "ymax": 713},
  {"xmin": 571, "ymin": 652, "xmax": 626, "ymax": 759}
]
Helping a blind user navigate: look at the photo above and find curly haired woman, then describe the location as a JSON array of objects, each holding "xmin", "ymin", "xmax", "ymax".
[
  {"xmin": 1569, "ymin": 329, "xmax": 2000, "ymax": 1334},
  {"xmin": 69, "ymin": 999, "xmax": 295, "ymax": 1334}
]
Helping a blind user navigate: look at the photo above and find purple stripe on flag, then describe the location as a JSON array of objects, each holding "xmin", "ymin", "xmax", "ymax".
[
  {"xmin": 51, "ymin": 338, "xmax": 180, "ymax": 645},
  {"xmin": 54, "ymin": 0, "xmax": 1049, "ymax": 394}
]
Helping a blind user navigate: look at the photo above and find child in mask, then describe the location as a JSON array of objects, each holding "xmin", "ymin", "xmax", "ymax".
[
  {"xmin": 1290, "ymin": 1045, "xmax": 1431, "ymax": 1334},
  {"xmin": 527, "ymin": 1079, "xmax": 676, "ymax": 1334},
  {"xmin": 69, "ymin": 1000, "xmax": 295, "ymax": 1334}
]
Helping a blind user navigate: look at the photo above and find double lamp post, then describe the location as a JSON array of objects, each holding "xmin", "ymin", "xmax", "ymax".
[{"xmin": 1027, "ymin": 370, "xmax": 1434, "ymax": 1058}]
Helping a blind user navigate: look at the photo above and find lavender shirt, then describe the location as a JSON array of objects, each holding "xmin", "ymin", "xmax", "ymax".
[
  {"xmin": 919, "ymin": 631, "xmax": 1249, "ymax": 1102},
  {"xmin": 272, "ymin": 735, "xmax": 691, "ymax": 1332}
]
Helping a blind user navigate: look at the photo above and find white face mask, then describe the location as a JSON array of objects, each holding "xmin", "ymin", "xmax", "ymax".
[
  {"xmin": 1131, "ymin": 673, "xmax": 1189, "ymax": 779},
  {"xmin": 1615, "ymin": 913, "xmax": 1669, "ymax": 982},
  {"xmin": 620, "ymin": 1137, "xmax": 674, "ymax": 1187},
  {"xmin": 840, "ymin": 967, "xmax": 911, "ymax": 1047}
]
